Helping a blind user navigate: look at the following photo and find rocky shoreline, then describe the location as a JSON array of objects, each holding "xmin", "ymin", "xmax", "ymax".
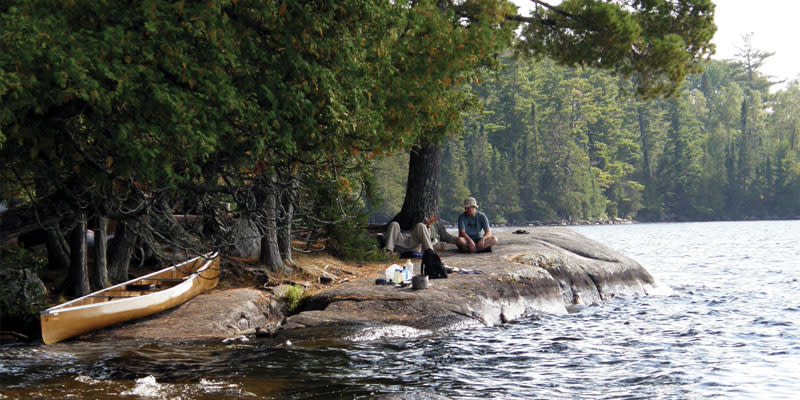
[{"xmin": 86, "ymin": 227, "xmax": 664, "ymax": 344}]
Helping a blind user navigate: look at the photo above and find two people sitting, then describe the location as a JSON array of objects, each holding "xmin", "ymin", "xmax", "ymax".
[{"xmin": 383, "ymin": 196, "xmax": 497, "ymax": 255}]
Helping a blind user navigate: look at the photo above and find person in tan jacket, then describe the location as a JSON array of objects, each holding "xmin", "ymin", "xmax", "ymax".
[{"xmin": 384, "ymin": 215, "xmax": 437, "ymax": 255}]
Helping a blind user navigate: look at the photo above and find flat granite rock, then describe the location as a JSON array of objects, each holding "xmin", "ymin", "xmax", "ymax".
[
  {"xmin": 90, "ymin": 227, "xmax": 662, "ymax": 343},
  {"xmin": 84, "ymin": 288, "xmax": 282, "ymax": 341},
  {"xmin": 276, "ymin": 227, "xmax": 662, "ymax": 342}
]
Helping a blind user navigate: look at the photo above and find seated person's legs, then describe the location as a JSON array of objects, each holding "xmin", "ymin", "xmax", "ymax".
[
  {"xmin": 457, "ymin": 236, "xmax": 483, "ymax": 253},
  {"xmin": 456, "ymin": 237, "xmax": 470, "ymax": 252},
  {"xmin": 384, "ymin": 221, "xmax": 402, "ymax": 252},
  {"xmin": 386, "ymin": 221, "xmax": 430, "ymax": 254},
  {"xmin": 475, "ymin": 235, "xmax": 497, "ymax": 252},
  {"xmin": 411, "ymin": 222, "xmax": 434, "ymax": 251}
]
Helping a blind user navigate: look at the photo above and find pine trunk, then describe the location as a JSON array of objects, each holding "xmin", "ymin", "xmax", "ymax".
[
  {"xmin": 108, "ymin": 220, "xmax": 135, "ymax": 283},
  {"xmin": 260, "ymin": 177, "xmax": 290, "ymax": 274},
  {"xmin": 393, "ymin": 143, "xmax": 442, "ymax": 230},
  {"xmin": 201, "ymin": 195, "xmax": 221, "ymax": 239},
  {"xmin": 68, "ymin": 212, "xmax": 90, "ymax": 297},
  {"xmin": 277, "ymin": 176, "xmax": 298, "ymax": 266},
  {"xmin": 90, "ymin": 216, "xmax": 109, "ymax": 291},
  {"xmin": 637, "ymin": 105, "xmax": 653, "ymax": 180},
  {"xmin": 45, "ymin": 225, "xmax": 70, "ymax": 271}
]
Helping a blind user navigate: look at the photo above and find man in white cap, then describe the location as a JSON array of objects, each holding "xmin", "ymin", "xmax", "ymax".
[{"xmin": 456, "ymin": 196, "xmax": 497, "ymax": 253}]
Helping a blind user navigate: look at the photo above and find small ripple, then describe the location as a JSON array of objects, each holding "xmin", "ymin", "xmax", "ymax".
[
  {"xmin": 549, "ymin": 336, "xmax": 583, "ymax": 341},
  {"xmin": 706, "ymin": 296, "xmax": 739, "ymax": 306},
  {"xmin": 540, "ymin": 342, "xmax": 571, "ymax": 353},
  {"xmin": 678, "ymin": 328, "xmax": 700, "ymax": 337},
  {"xmin": 767, "ymin": 350, "xmax": 789, "ymax": 356},
  {"xmin": 752, "ymin": 317, "xmax": 793, "ymax": 327},
  {"xmin": 617, "ymin": 373, "xmax": 675, "ymax": 385}
]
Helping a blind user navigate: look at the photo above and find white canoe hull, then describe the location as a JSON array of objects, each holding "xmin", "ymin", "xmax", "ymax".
[{"xmin": 40, "ymin": 253, "xmax": 219, "ymax": 344}]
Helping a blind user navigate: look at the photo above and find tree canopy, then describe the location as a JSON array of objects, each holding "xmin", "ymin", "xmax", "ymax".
[
  {"xmin": 1, "ymin": 0, "xmax": 721, "ymax": 303},
  {"xmin": 515, "ymin": 0, "xmax": 716, "ymax": 97}
]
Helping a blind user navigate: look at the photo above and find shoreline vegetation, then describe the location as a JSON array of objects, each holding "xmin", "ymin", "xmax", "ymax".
[
  {"xmin": 0, "ymin": 214, "xmax": 793, "ymax": 342},
  {"xmin": 3, "ymin": 214, "xmax": 799, "ymax": 344}
]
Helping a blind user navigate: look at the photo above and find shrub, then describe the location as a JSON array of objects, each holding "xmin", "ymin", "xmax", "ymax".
[
  {"xmin": 280, "ymin": 284, "xmax": 305, "ymax": 314},
  {"xmin": 0, "ymin": 246, "xmax": 48, "ymax": 336}
]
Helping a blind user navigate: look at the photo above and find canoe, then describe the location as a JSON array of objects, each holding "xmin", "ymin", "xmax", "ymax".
[{"xmin": 40, "ymin": 252, "xmax": 220, "ymax": 344}]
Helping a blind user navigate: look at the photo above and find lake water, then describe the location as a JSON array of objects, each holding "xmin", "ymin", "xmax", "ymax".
[{"xmin": 2, "ymin": 221, "xmax": 799, "ymax": 399}]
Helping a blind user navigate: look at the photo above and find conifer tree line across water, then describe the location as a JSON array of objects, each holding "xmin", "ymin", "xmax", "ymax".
[{"xmin": 371, "ymin": 50, "xmax": 800, "ymax": 225}]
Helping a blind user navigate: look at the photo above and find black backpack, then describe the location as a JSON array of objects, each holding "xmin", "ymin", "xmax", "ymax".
[{"xmin": 421, "ymin": 249, "xmax": 447, "ymax": 279}]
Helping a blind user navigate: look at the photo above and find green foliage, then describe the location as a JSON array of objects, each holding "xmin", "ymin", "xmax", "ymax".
[
  {"xmin": 439, "ymin": 139, "xmax": 471, "ymax": 222},
  {"xmin": 518, "ymin": 0, "xmax": 716, "ymax": 98},
  {"xmin": 0, "ymin": 0, "xmax": 417, "ymax": 204},
  {"xmin": 326, "ymin": 209, "xmax": 387, "ymax": 262},
  {"xmin": 327, "ymin": 212, "xmax": 386, "ymax": 261},
  {"xmin": 368, "ymin": 152, "xmax": 409, "ymax": 222},
  {"xmin": 1, "ymin": 0, "xmax": 240, "ymax": 196},
  {"xmin": 2, "ymin": 0, "xmax": 796, "ymax": 283},
  {"xmin": 280, "ymin": 284, "xmax": 304, "ymax": 315},
  {"xmin": 0, "ymin": 245, "xmax": 47, "ymax": 272},
  {"xmin": 301, "ymin": 172, "xmax": 386, "ymax": 261},
  {"xmin": 0, "ymin": 246, "xmax": 48, "ymax": 332}
]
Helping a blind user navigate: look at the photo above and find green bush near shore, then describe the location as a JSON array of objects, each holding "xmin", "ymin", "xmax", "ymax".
[
  {"xmin": 280, "ymin": 285, "xmax": 305, "ymax": 315},
  {"xmin": 0, "ymin": 246, "xmax": 48, "ymax": 336}
]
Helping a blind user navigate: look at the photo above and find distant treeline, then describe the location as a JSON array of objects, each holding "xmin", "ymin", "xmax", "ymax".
[{"xmin": 372, "ymin": 51, "xmax": 800, "ymax": 224}]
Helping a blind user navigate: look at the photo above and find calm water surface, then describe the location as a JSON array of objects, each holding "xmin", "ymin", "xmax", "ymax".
[{"xmin": 2, "ymin": 221, "xmax": 799, "ymax": 399}]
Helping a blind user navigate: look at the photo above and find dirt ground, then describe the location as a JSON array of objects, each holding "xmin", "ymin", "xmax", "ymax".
[{"xmin": 216, "ymin": 251, "xmax": 390, "ymax": 296}]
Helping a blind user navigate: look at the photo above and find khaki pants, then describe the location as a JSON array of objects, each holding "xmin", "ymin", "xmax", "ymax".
[{"xmin": 385, "ymin": 222, "xmax": 434, "ymax": 253}]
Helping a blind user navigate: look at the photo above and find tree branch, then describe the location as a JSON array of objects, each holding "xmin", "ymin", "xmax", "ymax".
[
  {"xmin": 178, "ymin": 182, "xmax": 235, "ymax": 194},
  {"xmin": 0, "ymin": 198, "xmax": 75, "ymax": 243},
  {"xmin": 530, "ymin": 0, "xmax": 578, "ymax": 20},
  {"xmin": 506, "ymin": 0, "xmax": 588, "ymax": 28}
]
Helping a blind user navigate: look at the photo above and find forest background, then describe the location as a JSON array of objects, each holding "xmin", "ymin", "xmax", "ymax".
[{"xmin": 372, "ymin": 39, "xmax": 800, "ymax": 225}]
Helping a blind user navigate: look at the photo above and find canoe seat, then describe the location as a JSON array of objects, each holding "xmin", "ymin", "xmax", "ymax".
[
  {"xmin": 89, "ymin": 294, "xmax": 136, "ymax": 298},
  {"xmin": 149, "ymin": 277, "xmax": 187, "ymax": 282}
]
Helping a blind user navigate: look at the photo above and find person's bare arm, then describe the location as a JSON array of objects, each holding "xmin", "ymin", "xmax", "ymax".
[
  {"xmin": 459, "ymin": 229, "xmax": 476, "ymax": 251},
  {"xmin": 424, "ymin": 215, "xmax": 437, "ymax": 227}
]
